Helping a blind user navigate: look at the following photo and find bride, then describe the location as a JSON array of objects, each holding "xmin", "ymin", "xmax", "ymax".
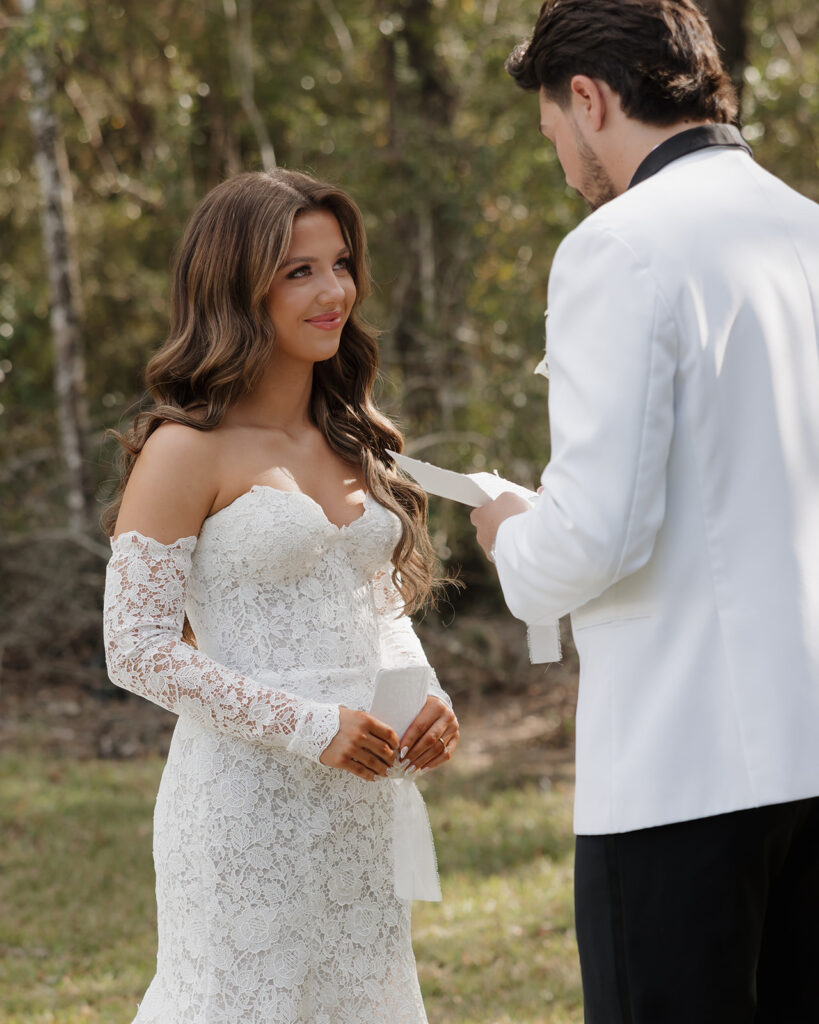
[{"xmin": 102, "ymin": 168, "xmax": 459, "ymax": 1024}]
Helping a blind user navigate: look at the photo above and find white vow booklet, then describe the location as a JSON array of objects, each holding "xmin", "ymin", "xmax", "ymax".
[
  {"xmin": 369, "ymin": 665, "xmax": 430, "ymax": 738},
  {"xmin": 386, "ymin": 450, "xmax": 537, "ymax": 508}
]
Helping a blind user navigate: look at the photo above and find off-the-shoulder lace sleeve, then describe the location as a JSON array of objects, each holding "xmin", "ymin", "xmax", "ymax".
[
  {"xmin": 103, "ymin": 532, "xmax": 340, "ymax": 762},
  {"xmin": 372, "ymin": 565, "xmax": 452, "ymax": 710}
]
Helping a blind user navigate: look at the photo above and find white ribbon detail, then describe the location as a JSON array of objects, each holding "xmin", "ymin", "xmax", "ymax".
[{"xmin": 391, "ymin": 776, "xmax": 441, "ymax": 902}]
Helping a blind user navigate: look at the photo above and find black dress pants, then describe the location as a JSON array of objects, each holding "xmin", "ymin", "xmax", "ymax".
[{"xmin": 574, "ymin": 798, "xmax": 819, "ymax": 1024}]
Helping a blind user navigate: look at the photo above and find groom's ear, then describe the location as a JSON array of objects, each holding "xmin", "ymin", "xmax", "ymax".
[{"xmin": 568, "ymin": 75, "xmax": 608, "ymax": 134}]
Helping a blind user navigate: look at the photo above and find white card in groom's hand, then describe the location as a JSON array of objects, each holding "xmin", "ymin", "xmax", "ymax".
[
  {"xmin": 369, "ymin": 666, "xmax": 430, "ymax": 739},
  {"xmin": 387, "ymin": 450, "xmax": 537, "ymax": 508}
]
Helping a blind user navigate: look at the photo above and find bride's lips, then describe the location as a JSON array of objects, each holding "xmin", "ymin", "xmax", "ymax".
[{"xmin": 306, "ymin": 311, "xmax": 343, "ymax": 330}]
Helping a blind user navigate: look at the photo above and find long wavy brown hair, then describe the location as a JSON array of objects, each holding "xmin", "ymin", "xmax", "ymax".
[{"xmin": 104, "ymin": 169, "xmax": 443, "ymax": 613}]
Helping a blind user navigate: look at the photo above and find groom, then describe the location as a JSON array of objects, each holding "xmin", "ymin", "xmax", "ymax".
[{"xmin": 470, "ymin": 1, "xmax": 819, "ymax": 1020}]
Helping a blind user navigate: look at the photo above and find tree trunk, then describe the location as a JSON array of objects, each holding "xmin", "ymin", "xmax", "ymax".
[
  {"xmin": 223, "ymin": 0, "xmax": 277, "ymax": 171},
  {"xmin": 380, "ymin": 0, "xmax": 461, "ymax": 432},
  {"xmin": 316, "ymin": 0, "xmax": 354, "ymax": 70},
  {"xmin": 698, "ymin": 0, "xmax": 751, "ymax": 100},
  {"xmin": 20, "ymin": 0, "xmax": 93, "ymax": 532}
]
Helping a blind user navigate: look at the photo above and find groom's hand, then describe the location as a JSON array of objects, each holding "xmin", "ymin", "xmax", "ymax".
[{"xmin": 470, "ymin": 492, "xmax": 531, "ymax": 559}]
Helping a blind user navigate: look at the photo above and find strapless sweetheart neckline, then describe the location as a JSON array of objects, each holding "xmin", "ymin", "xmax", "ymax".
[{"xmin": 208, "ymin": 484, "xmax": 372, "ymax": 532}]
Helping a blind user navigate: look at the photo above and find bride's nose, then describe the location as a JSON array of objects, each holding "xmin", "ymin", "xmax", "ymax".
[{"xmin": 316, "ymin": 269, "xmax": 347, "ymax": 305}]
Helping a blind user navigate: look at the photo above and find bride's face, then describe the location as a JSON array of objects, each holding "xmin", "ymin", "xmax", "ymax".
[{"xmin": 266, "ymin": 208, "xmax": 357, "ymax": 365}]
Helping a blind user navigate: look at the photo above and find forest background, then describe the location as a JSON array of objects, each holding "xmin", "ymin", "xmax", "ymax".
[
  {"xmin": 0, "ymin": 1, "xmax": 817, "ymax": 1021},
  {"xmin": 0, "ymin": 0, "xmax": 817, "ymax": 700}
]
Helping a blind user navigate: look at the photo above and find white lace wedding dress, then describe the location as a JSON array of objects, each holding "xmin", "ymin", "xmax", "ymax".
[{"xmin": 103, "ymin": 486, "xmax": 451, "ymax": 1024}]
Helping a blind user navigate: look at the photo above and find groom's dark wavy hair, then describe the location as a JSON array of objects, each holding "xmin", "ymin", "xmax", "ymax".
[{"xmin": 506, "ymin": 0, "xmax": 738, "ymax": 126}]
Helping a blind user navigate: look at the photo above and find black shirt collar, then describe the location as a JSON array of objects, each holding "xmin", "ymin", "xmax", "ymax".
[{"xmin": 628, "ymin": 124, "xmax": 752, "ymax": 189}]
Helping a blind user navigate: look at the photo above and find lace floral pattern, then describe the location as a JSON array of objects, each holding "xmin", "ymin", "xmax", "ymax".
[{"xmin": 103, "ymin": 487, "xmax": 450, "ymax": 1024}]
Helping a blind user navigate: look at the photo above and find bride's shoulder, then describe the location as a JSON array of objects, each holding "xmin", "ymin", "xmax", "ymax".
[
  {"xmin": 142, "ymin": 417, "xmax": 219, "ymax": 463},
  {"xmin": 116, "ymin": 421, "xmax": 222, "ymax": 542}
]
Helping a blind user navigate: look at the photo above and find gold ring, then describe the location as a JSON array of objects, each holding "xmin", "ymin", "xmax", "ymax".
[{"xmin": 438, "ymin": 736, "xmax": 447, "ymax": 752}]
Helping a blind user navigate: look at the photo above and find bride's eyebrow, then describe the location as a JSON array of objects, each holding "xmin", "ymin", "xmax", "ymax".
[{"xmin": 280, "ymin": 247, "xmax": 350, "ymax": 269}]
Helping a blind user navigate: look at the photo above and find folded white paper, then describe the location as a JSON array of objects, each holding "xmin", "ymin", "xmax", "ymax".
[
  {"xmin": 369, "ymin": 665, "xmax": 430, "ymax": 738},
  {"xmin": 387, "ymin": 450, "xmax": 537, "ymax": 508},
  {"xmin": 528, "ymin": 622, "xmax": 562, "ymax": 664}
]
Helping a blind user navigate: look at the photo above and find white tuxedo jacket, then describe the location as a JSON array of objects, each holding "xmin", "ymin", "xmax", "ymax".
[{"xmin": 494, "ymin": 146, "xmax": 819, "ymax": 834}]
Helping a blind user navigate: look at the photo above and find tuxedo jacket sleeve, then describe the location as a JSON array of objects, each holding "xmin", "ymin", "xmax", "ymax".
[{"xmin": 494, "ymin": 224, "xmax": 677, "ymax": 624}]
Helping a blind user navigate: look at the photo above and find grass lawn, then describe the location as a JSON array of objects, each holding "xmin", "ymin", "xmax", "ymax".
[{"xmin": 0, "ymin": 750, "xmax": 582, "ymax": 1024}]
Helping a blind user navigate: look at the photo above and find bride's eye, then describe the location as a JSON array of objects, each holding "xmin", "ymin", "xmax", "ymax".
[
  {"xmin": 287, "ymin": 264, "xmax": 311, "ymax": 279},
  {"xmin": 334, "ymin": 256, "xmax": 352, "ymax": 272}
]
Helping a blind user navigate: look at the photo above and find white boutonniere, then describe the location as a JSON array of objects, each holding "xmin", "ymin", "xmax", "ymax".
[{"xmin": 533, "ymin": 308, "xmax": 550, "ymax": 379}]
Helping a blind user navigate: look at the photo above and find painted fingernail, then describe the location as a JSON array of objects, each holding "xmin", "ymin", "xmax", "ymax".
[
  {"xmin": 399, "ymin": 758, "xmax": 410, "ymax": 768},
  {"xmin": 405, "ymin": 765, "xmax": 417, "ymax": 777},
  {"xmin": 400, "ymin": 746, "xmax": 408, "ymax": 759}
]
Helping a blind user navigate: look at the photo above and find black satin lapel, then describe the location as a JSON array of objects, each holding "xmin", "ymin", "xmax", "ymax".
[{"xmin": 629, "ymin": 124, "xmax": 752, "ymax": 189}]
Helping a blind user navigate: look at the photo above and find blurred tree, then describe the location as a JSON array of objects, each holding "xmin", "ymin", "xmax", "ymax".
[
  {"xmin": 222, "ymin": 0, "xmax": 276, "ymax": 170},
  {"xmin": 742, "ymin": 0, "xmax": 818, "ymax": 202},
  {"xmin": 699, "ymin": 0, "xmax": 752, "ymax": 96},
  {"xmin": 0, "ymin": 0, "xmax": 815, "ymax": 688},
  {"xmin": 377, "ymin": 0, "xmax": 462, "ymax": 432},
  {"xmin": 15, "ymin": 0, "xmax": 92, "ymax": 530}
]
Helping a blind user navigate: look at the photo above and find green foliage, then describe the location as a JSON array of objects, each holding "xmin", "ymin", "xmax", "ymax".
[
  {"xmin": 0, "ymin": 753, "xmax": 164, "ymax": 1023},
  {"xmin": 2, "ymin": 0, "xmax": 816, "ymax": 473},
  {"xmin": 0, "ymin": 752, "xmax": 582, "ymax": 1023},
  {"xmin": 743, "ymin": 0, "xmax": 819, "ymax": 201},
  {"xmin": 0, "ymin": 0, "xmax": 816, "ymax": 668}
]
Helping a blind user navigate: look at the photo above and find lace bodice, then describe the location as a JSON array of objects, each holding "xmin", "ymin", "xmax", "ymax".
[
  {"xmin": 104, "ymin": 487, "xmax": 449, "ymax": 760},
  {"xmin": 102, "ymin": 486, "xmax": 449, "ymax": 1024}
]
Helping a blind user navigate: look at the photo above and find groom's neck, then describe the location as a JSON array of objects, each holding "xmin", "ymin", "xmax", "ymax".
[{"xmin": 601, "ymin": 112, "xmax": 716, "ymax": 196}]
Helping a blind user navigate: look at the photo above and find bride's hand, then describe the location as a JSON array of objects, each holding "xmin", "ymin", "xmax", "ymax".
[
  {"xmin": 319, "ymin": 706, "xmax": 399, "ymax": 781},
  {"xmin": 398, "ymin": 696, "xmax": 459, "ymax": 773}
]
